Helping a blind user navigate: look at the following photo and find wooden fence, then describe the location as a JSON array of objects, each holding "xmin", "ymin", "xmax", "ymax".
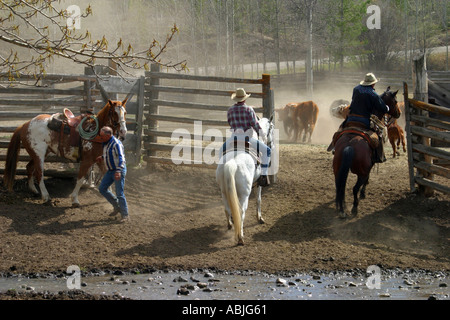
[
  {"xmin": 271, "ymin": 70, "xmax": 413, "ymax": 94},
  {"xmin": 143, "ymin": 64, "xmax": 274, "ymax": 169},
  {"xmin": 403, "ymin": 82, "xmax": 450, "ymax": 196},
  {"xmin": 0, "ymin": 66, "xmax": 274, "ymax": 179},
  {"xmin": 0, "ymin": 72, "xmax": 143, "ymax": 177}
]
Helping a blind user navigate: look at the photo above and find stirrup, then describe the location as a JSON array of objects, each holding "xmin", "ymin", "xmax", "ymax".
[
  {"xmin": 258, "ymin": 175, "xmax": 270, "ymax": 187},
  {"xmin": 327, "ymin": 142, "xmax": 334, "ymax": 152}
]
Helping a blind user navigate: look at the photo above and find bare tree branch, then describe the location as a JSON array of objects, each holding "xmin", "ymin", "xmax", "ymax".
[{"xmin": 0, "ymin": 0, "xmax": 186, "ymax": 83}]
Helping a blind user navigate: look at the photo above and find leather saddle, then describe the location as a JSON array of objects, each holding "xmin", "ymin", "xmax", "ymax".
[
  {"xmin": 63, "ymin": 108, "xmax": 84, "ymax": 127},
  {"xmin": 222, "ymin": 139, "xmax": 261, "ymax": 166},
  {"xmin": 334, "ymin": 124, "xmax": 380, "ymax": 150},
  {"xmin": 47, "ymin": 108, "xmax": 90, "ymax": 159}
]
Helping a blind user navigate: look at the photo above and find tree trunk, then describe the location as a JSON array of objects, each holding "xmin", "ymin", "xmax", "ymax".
[{"xmin": 305, "ymin": 3, "xmax": 313, "ymax": 98}]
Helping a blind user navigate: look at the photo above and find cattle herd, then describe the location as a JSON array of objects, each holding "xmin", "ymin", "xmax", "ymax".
[
  {"xmin": 275, "ymin": 99, "xmax": 407, "ymax": 158},
  {"xmin": 275, "ymin": 100, "xmax": 320, "ymax": 143}
]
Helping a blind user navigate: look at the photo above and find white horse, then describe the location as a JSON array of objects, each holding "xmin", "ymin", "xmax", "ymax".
[{"xmin": 216, "ymin": 116, "xmax": 274, "ymax": 246}]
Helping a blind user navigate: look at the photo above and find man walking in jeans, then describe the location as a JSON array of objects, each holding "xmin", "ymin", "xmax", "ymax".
[{"xmin": 96, "ymin": 126, "xmax": 129, "ymax": 223}]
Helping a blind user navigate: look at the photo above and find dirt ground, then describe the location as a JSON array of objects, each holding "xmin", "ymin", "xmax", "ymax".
[{"xmin": 0, "ymin": 142, "xmax": 449, "ymax": 276}]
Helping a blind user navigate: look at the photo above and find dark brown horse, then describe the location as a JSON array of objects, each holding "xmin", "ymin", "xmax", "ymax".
[
  {"xmin": 333, "ymin": 87, "xmax": 401, "ymax": 218},
  {"xmin": 3, "ymin": 99, "xmax": 128, "ymax": 207}
]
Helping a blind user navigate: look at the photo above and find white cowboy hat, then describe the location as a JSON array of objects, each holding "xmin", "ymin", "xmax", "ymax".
[
  {"xmin": 231, "ymin": 88, "xmax": 251, "ymax": 102},
  {"xmin": 360, "ymin": 73, "xmax": 379, "ymax": 86}
]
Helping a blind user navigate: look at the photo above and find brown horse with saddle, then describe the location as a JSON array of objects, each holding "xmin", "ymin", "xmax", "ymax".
[
  {"xmin": 3, "ymin": 99, "xmax": 128, "ymax": 207},
  {"xmin": 329, "ymin": 73, "xmax": 401, "ymax": 218}
]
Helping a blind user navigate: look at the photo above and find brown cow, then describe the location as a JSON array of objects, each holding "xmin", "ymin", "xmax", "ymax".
[
  {"xmin": 387, "ymin": 117, "xmax": 406, "ymax": 158},
  {"xmin": 275, "ymin": 104, "xmax": 295, "ymax": 140},
  {"xmin": 289, "ymin": 101, "xmax": 319, "ymax": 143}
]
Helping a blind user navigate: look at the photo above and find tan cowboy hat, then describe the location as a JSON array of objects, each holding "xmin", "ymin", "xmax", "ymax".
[
  {"xmin": 231, "ymin": 88, "xmax": 251, "ymax": 102},
  {"xmin": 360, "ymin": 73, "xmax": 379, "ymax": 86}
]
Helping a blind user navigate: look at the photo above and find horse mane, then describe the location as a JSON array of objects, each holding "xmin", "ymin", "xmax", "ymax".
[{"xmin": 96, "ymin": 101, "xmax": 113, "ymax": 127}]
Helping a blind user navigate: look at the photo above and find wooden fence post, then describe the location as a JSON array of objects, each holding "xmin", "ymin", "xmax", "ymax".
[
  {"xmin": 135, "ymin": 76, "xmax": 145, "ymax": 164},
  {"xmin": 146, "ymin": 64, "xmax": 161, "ymax": 170},
  {"xmin": 403, "ymin": 82, "xmax": 416, "ymax": 193},
  {"xmin": 261, "ymin": 74, "xmax": 277, "ymax": 183},
  {"xmin": 262, "ymin": 74, "xmax": 273, "ymax": 118},
  {"xmin": 413, "ymin": 54, "xmax": 434, "ymax": 196}
]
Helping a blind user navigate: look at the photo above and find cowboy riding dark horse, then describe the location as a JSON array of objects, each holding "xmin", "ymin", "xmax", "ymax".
[
  {"xmin": 329, "ymin": 73, "xmax": 401, "ymax": 218},
  {"xmin": 328, "ymin": 73, "xmax": 393, "ymax": 163}
]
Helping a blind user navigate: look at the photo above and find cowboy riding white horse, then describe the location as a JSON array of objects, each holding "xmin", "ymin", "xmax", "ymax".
[{"xmin": 216, "ymin": 88, "xmax": 274, "ymax": 246}]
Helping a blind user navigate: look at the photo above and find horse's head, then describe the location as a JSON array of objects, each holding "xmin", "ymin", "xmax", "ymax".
[
  {"xmin": 381, "ymin": 86, "xmax": 401, "ymax": 119},
  {"xmin": 257, "ymin": 115, "xmax": 275, "ymax": 151},
  {"xmin": 100, "ymin": 98, "xmax": 128, "ymax": 141}
]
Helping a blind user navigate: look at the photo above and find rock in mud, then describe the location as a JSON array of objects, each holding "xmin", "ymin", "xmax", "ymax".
[{"xmin": 177, "ymin": 287, "xmax": 190, "ymax": 295}]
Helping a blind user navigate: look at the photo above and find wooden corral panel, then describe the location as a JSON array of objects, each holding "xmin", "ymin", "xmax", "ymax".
[
  {"xmin": 404, "ymin": 82, "xmax": 450, "ymax": 196},
  {"xmin": 143, "ymin": 64, "xmax": 274, "ymax": 169}
]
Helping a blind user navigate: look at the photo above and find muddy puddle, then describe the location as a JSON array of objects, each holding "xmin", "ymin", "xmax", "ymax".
[{"xmin": 0, "ymin": 270, "xmax": 448, "ymax": 300}]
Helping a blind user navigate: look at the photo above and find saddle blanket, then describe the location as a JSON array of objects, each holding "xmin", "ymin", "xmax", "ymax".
[
  {"xmin": 334, "ymin": 126, "xmax": 380, "ymax": 149},
  {"xmin": 222, "ymin": 140, "xmax": 261, "ymax": 166}
]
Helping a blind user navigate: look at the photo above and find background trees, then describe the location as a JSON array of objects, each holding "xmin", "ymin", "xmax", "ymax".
[
  {"xmin": 1, "ymin": 0, "xmax": 447, "ymax": 79},
  {"xmin": 0, "ymin": 0, "xmax": 186, "ymax": 80},
  {"xmin": 147, "ymin": 0, "xmax": 448, "ymax": 75}
]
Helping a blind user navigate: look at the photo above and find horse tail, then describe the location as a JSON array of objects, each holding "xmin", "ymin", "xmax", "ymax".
[
  {"xmin": 4, "ymin": 125, "xmax": 23, "ymax": 191},
  {"xmin": 336, "ymin": 145, "xmax": 354, "ymax": 206},
  {"xmin": 223, "ymin": 161, "xmax": 242, "ymax": 242}
]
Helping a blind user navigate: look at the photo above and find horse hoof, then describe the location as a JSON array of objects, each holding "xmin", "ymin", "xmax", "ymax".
[
  {"xmin": 338, "ymin": 212, "xmax": 346, "ymax": 219},
  {"xmin": 43, "ymin": 200, "xmax": 52, "ymax": 206},
  {"xmin": 237, "ymin": 239, "xmax": 245, "ymax": 246},
  {"xmin": 72, "ymin": 203, "xmax": 80, "ymax": 208},
  {"xmin": 351, "ymin": 207, "xmax": 358, "ymax": 216},
  {"xmin": 258, "ymin": 218, "xmax": 265, "ymax": 224}
]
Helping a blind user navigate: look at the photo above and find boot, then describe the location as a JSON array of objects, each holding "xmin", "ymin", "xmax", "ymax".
[
  {"xmin": 258, "ymin": 175, "xmax": 270, "ymax": 187},
  {"xmin": 327, "ymin": 141, "xmax": 335, "ymax": 152},
  {"xmin": 373, "ymin": 144, "xmax": 386, "ymax": 163},
  {"xmin": 327, "ymin": 131, "xmax": 341, "ymax": 152}
]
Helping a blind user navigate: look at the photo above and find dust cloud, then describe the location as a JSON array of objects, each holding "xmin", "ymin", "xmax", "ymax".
[{"xmin": 272, "ymin": 83, "xmax": 354, "ymax": 144}]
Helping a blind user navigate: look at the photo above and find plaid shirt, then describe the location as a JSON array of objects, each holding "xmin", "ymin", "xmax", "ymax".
[{"xmin": 227, "ymin": 102, "xmax": 262, "ymax": 132}]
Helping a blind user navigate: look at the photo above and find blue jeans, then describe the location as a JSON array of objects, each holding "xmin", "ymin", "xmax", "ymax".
[{"xmin": 99, "ymin": 167, "xmax": 128, "ymax": 218}]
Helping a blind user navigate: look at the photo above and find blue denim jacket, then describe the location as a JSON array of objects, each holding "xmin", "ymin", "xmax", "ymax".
[{"xmin": 347, "ymin": 85, "xmax": 388, "ymax": 129}]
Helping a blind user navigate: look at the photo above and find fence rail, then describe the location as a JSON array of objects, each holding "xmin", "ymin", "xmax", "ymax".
[{"xmin": 271, "ymin": 70, "xmax": 413, "ymax": 93}]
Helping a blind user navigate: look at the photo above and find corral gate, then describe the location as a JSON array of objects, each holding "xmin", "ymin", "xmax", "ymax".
[
  {"xmin": 403, "ymin": 55, "xmax": 450, "ymax": 196},
  {"xmin": 404, "ymin": 83, "xmax": 450, "ymax": 196},
  {"xmin": 143, "ymin": 64, "xmax": 274, "ymax": 169}
]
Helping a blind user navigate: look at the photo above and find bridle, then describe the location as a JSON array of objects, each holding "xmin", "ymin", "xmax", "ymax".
[
  {"xmin": 266, "ymin": 120, "xmax": 274, "ymax": 150},
  {"xmin": 107, "ymin": 105, "xmax": 127, "ymax": 140}
]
